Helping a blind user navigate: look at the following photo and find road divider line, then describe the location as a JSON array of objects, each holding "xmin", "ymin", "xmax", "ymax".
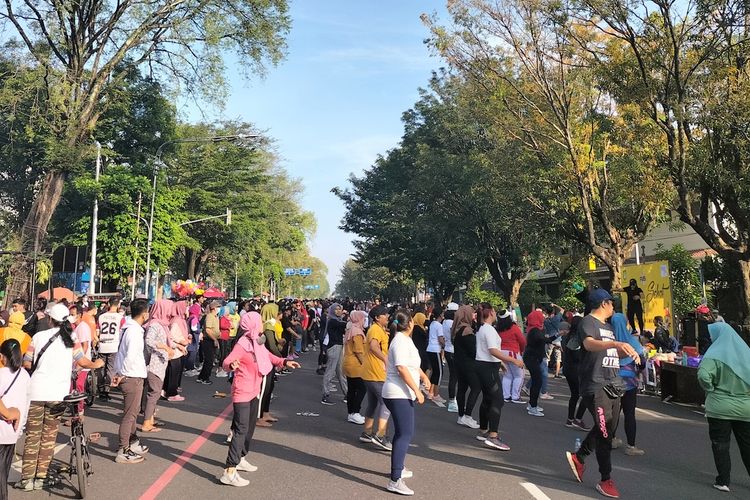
[
  {"xmin": 139, "ymin": 403, "xmax": 233, "ymax": 500},
  {"xmin": 520, "ymin": 482, "xmax": 551, "ymax": 500},
  {"xmin": 636, "ymin": 407, "xmax": 699, "ymax": 423}
]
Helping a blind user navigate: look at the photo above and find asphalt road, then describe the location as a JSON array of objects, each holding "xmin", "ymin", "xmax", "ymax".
[{"xmin": 9, "ymin": 350, "xmax": 750, "ymax": 499}]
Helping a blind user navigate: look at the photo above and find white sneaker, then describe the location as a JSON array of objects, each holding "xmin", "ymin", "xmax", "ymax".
[
  {"xmin": 130, "ymin": 441, "xmax": 149, "ymax": 455},
  {"xmin": 432, "ymin": 395, "xmax": 446, "ymax": 404},
  {"xmin": 184, "ymin": 369, "xmax": 199, "ymax": 377},
  {"xmin": 401, "ymin": 468, "xmax": 413, "ymax": 479},
  {"xmin": 226, "ymin": 431, "xmax": 233, "ymax": 444},
  {"xmin": 216, "ymin": 369, "xmax": 228, "ymax": 378},
  {"xmin": 236, "ymin": 457, "xmax": 258, "ymax": 472},
  {"xmin": 526, "ymin": 404, "xmax": 544, "ymax": 412},
  {"xmin": 220, "ymin": 470, "xmax": 249, "ymax": 487},
  {"xmin": 527, "ymin": 407, "xmax": 545, "ymax": 417},
  {"xmin": 447, "ymin": 399, "xmax": 458, "ymax": 413},
  {"xmin": 540, "ymin": 393, "xmax": 554, "ymax": 400},
  {"xmin": 387, "ymin": 478, "xmax": 414, "ymax": 496},
  {"xmin": 467, "ymin": 416, "xmax": 481, "ymax": 428},
  {"xmin": 457, "ymin": 415, "xmax": 480, "ymax": 429},
  {"xmin": 347, "ymin": 413, "xmax": 365, "ymax": 425}
]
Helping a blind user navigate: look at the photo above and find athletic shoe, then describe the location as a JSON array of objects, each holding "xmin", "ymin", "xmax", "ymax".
[
  {"xmin": 484, "ymin": 436, "xmax": 511, "ymax": 451},
  {"xmin": 504, "ymin": 397, "xmax": 512, "ymax": 402},
  {"xmin": 526, "ymin": 404, "xmax": 544, "ymax": 412},
  {"xmin": 184, "ymin": 369, "xmax": 199, "ymax": 377},
  {"xmin": 447, "ymin": 399, "xmax": 459, "ymax": 413},
  {"xmin": 220, "ymin": 470, "xmax": 250, "ymax": 487},
  {"xmin": 359, "ymin": 432, "xmax": 374, "ymax": 443},
  {"xmin": 511, "ymin": 398, "xmax": 525, "ymax": 404},
  {"xmin": 611, "ymin": 437, "xmax": 622, "ymax": 449},
  {"xmin": 315, "ymin": 367, "xmax": 325, "ymax": 375},
  {"xmin": 371, "ymin": 434, "xmax": 392, "ymax": 451},
  {"xmin": 596, "ymin": 479, "xmax": 620, "ymax": 498},
  {"xmin": 713, "ymin": 484, "xmax": 731, "ymax": 492},
  {"xmin": 236, "ymin": 457, "xmax": 258, "ymax": 472},
  {"xmin": 527, "ymin": 407, "xmax": 545, "ymax": 417},
  {"xmin": 216, "ymin": 370, "xmax": 228, "ymax": 378},
  {"xmin": 130, "ymin": 441, "xmax": 149, "ymax": 455},
  {"xmin": 401, "ymin": 468, "xmax": 413, "ymax": 479},
  {"xmin": 115, "ymin": 448, "xmax": 145, "ymax": 464},
  {"xmin": 432, "ymin": 395, "xmax": 446, "ymax": 404},
  {"xmin": 387, "ymin": 478, "xmax": 414, "ymax": 496},
  {"xmin": 566, "ymin": 451, "xmax": 584, "ymax": 482},
  {"xmin": 467, "ymin": 416, "xmax": 480, "ymax": 427},
  {"xmin": 321, "ymin": 396, "xmax": 335, "ymax": 406},
  {"xmin": 347, "ymin": 413, "xmax": 365, "ymax": 425},
  {"xmin": 566, "ymin": 419, "xmax": 576, "ymax": 428},
  {"xmin": 167, "ymin": 395, "xmax": 185, "ymax": 402},
  {"xmin": 624, "ymin": 445, "xmax": 645, "ymax": 456},
  {"xmin": 197, "ymin": 379, "xmax": 213, "ymax": 385},
  {"xmin": 475, "ymin": 430, "xmax": 490, "ymax": 441},
  {"xmin": 457, "ymin": 415, "xmax": 479, "ymax": 429},
  {"xmin": 226, "ymin": 430, "xmax": 233, "ymax": 443},
  {"xmin": 571, "ymin": 419, "xmax": 590, "ymax": 432},
  {"xmin": 329, "ymin": 386, "xmax": 338, "ymax": 393},
  {"xmin": 540, "ymin": 393, "xmax": 554, "ymax": 400},
  {"xmin": 13, "ymin": 479, "xmax": 38, "ymax": 491}
]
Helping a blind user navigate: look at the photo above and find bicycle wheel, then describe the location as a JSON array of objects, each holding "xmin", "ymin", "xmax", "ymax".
[
  {"xmin": 85, "ymin": 371, "xmax": 96, "ymax": 408},
  {"xmin": 73, "ymin": 435, "xmax": 86, "ymax": 499}
]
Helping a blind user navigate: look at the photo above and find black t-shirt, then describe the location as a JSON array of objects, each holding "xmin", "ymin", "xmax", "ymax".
[
  {"xmin": 578, "ymin": 315, "xmax": 623, "ymax": 395},
  {"xmin": 625, "ymin": 286, "xmax": 644, "ymax": 310},
  {"xmin": 454, "ymin": 328, "xmax": 477, "ymax": 364}
]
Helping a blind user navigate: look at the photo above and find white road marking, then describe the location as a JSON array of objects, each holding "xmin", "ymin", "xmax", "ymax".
[
  {"xmin": 636, "ymin": 407, "xmax": 700, "ymax": 424},
  {"xmin": 520, "ymin": 482, "xmax": 551, "ymax": 500}
]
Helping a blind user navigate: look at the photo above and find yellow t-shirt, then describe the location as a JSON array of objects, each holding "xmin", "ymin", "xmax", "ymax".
[
  {"xmin": 361, "ymin": 323, "xmax": 389, "ymax": 382},
  {"xmin": 343, "ymin": 334, "xmax": 365, "ymax": 378},
  {"xmin": 274, "ymin": 322, "xmax": 284, "ymax": 342},
  {"xmin": 229, "ymin": 313, "xmax": 241, "ymax": 338}
]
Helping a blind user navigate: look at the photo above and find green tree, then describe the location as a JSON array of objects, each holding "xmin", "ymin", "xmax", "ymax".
[
  {"xmin": 335, "ymin": 259, "xmax": 413, "ymax": 303},
  {"xmin": 655, "ymin": 244, "xmax": 706, "ymax": 320},
  {"xmin": 1, "ymin": 0, "xmax": 290, "ymax": 303}
]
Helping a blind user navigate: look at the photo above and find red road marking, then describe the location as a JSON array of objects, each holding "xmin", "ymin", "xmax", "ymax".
[{"xmin": 139, "ymin": 403, "xmax": 233, "ymax": 500}]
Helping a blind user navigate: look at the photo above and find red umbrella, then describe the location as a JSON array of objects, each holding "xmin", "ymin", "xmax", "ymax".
[
  {"xmin": 38, "ymin": 287, "xmax": 76, "ymax": 302},
  {"xmin": 203, "ymin": 287, "xmax": 225, "ymax": 299}
]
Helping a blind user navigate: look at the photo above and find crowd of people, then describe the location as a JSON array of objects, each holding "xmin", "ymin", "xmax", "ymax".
[{"xmin": 0, "ymin": 289, "xmax": 748, "ymax": 498}]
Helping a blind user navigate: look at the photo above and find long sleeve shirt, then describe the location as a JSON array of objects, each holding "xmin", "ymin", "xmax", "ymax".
[
  {"xmin": 223, "ymin": 339, "xmax": 285, "ymax": 403},
  {"xmin": 698, "ymin": 358, "xmax": 750, "ymax": 422}
]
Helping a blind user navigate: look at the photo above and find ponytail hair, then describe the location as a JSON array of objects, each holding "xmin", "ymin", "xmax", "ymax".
[
  {"xmin": 479, "ymin": 302, "xmax": 495, "ymax": 323},
  {"xmin": 388, "ymin": 309, "xmax": 413, "ymax": 343},
  {"xmin": 0, "ymin": 339, "xmax": 23, "ymax": 372},
  {"xmin": 50, "ymin": 318, "xmax": 76, "ymax": 348}
]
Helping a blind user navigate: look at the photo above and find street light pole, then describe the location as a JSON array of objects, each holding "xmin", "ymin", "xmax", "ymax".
[
  {"xmin": 89, "ymin": 141, "xmax": 102, "ymax": 295},
  {"xmin": 144, "ymin": 134, "xmax": 257, "ymax": 300}
]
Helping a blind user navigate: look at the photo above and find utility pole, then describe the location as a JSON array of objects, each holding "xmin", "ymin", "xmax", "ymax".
[
  {"xmin": 131, "ymin": 192, "xmax": 143, "ymax": 301},
  {"xmin": 89, "ymin": 141, "xmax": 102, "ymax": 294}
]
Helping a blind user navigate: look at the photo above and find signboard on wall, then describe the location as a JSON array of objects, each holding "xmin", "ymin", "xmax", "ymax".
[{"xmin": 620, "ymin": 260, "xmax": 675, "ymax": 335}]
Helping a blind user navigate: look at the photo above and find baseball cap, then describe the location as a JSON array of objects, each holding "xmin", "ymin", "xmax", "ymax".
[
  {"xmin": 47, "ymin": 303, "xmax": 71, "ymax": 323},
  {"xmin": 589, "ymin": 288, "xmax": 613, "ymax": 306},
  {"xmin": 446, "ymin": 302, "xmax": 459, "ymax": 311}
]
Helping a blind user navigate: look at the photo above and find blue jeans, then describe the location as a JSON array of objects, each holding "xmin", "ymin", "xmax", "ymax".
[
  {"xmin": 383, "ymin": 398, "xmax": 415, "ymax": 481},
  {"xmin": 526, "ymin": 359, "xmax": 548, "ymax": 394}
]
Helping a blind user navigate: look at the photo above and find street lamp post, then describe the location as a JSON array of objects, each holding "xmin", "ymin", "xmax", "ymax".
[
  {"xmin": 89, "ymin": 141, "xmax": 102, "ymax": 295},
  {"xmin": 143, "ymin": 134, "xmax": 257, "ymax": 299}
]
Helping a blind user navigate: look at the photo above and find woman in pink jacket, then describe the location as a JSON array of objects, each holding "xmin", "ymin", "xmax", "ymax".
[{"xmin": 220, "ymin": 311, "xmax": 300, "ymax": 487}]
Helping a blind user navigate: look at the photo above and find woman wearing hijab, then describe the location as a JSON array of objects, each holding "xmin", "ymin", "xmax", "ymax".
[
  {"xmin": 228, "ymin": 302, "xmax": 241, "ymax": 348},
  {"xmin": 697, "ymin": 322, "xmax": 750, "ymax": 493},
  {"xmin": 523, "ymin": 310, "xmax": 554, "ymax": 417},
  {"xmin": 453, "ymin": 305, "xmax": 481, "ymax": 429},
  {"xmin": 142, "ymin": 300, "xmax": 174, "ymax": 432},
  {"xmin": 321, "ymin": 303, "xmax": 348, "ymax": 406},
  {"xmin": 257, "ymin": 303, "xmax": 283, "ymax": 427},
  {"xmin": 164, "ymin": 301, "xmax": 189, "ymax": 402},
  {"xmin": 220, "ymin": 311, "xmax": 300, "ymax": 487},
  {"xmin": 184, "ymin": 303, "xmax": 202, "ymax": 377},
  {"xmin": 611, "ymin": 313, "xmax": 645, "ymax": 456},
  {"xmin": 343, "ymin": 310, "xmax": 368, "ymax": 424}
]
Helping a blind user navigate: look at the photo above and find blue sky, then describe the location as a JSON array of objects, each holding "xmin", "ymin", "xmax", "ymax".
[{"xmin": 186, "ymin": 1, "xmax": 449, "ymax": 290}]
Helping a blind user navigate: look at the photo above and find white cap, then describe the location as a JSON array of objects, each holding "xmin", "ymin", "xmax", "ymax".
[
  {"xmin": 447, "ymin": 302, "xmax": 459, "ymax": 311},
  {"xmin": 47, "ymin": 303, "xmax": 70, "ymax": 323}
]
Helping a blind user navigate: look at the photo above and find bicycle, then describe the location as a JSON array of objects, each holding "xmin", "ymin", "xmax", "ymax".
[
  {"xmin": 62, "ymin": 391, "xmax": 93, "ymax": 499},
  {"xmin": 84, "ymin": 350, "xmax": 99, "ymax": 408}
]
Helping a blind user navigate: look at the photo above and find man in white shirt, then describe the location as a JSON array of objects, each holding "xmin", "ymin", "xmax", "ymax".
[
  {"xmin": 98, "ymin": 298, "xmax": 125, "ymax": 400},
  {"xmin": 112, "ymin": 298, "xmax": 149, "ymax": 464}
]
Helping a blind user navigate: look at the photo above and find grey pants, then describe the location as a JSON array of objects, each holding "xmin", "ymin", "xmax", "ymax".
[
  {"xmin": 322, "ymin": 344, "xmax": 347, "ymax": 397},
  {"xmin": 363, "ymin": 380, "xmax": 391, "ymax": 421},
  {"xmin": 119, "ymin": 377, "xmax": 144, "ymax": 450},
  {"xmin": 144, "ymin": 372, "xmax": 163, "ymax": 421}
]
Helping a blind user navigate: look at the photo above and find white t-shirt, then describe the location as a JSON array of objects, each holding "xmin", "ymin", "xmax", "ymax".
[
  {"xmin": 427, "ymin": 320, "xmax": 444, "ymax": 353},
  {"xmin": 475, "ymin": 324, "xmax": 502, "ymax": 362},
  {"xmin": 28, "ymin": 327, "xmax": 80, "ymax": 402},
  {"xmin": 74, "ymin": 322, "xmax": 93, "ymax": 372},
  {"xmin": 115, "ymin": 318, "xmax": 148, "ymax": 378},
  {"xmin": 442, "ymin": 319, "xmax": 454, "ymax": 353},
  {"xmin": 382, "ymin": 332, "xmax": 422, "ymax": 400},
  {"xmin": 0, "ymin": 367, "xmax": 30, "ymax": 444},
  {"xmin": 98, "ymin": 312, "xmax": 124, "ymax": 354}
]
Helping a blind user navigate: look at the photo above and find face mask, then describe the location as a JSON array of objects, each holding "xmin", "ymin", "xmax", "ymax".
[{"xmin": 257, "ymin": 333, "xmax": 266, "ymax": 345}]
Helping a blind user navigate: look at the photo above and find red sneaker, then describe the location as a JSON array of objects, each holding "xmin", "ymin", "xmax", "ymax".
[
  {"xmin": 566, "ymin": 451, "xmax": 584, "ymax": 483},
  {"xmin": 596, "ymin": 479, "xmax": 620, "ymax": 498}
]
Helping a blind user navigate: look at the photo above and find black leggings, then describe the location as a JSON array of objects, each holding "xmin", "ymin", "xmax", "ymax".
[
  {"xmin": 163, "ymin": 358, "xmax": 183, "ymax": 397},
  {"xmin": 476, "ymin": 361, "xmax": 504, "ymax": 433},
  {"xmin": 565, "ymin": 368, "xmax": 587, "ymax": 421},
  {"xmin": 620, "ymin": 388, "xmax": 638, "ymax": 446},
  {"xmin": 427, "ymin": 352, "xmax": 442, "ymax": 386},
  {"xmin": 346, "ymin": 377, "xmax": 367, "ymax": 414},
  {"xmin": 524, "ymin": 355, "xmax": 543, "ymax": 408},
  {"xmin": 627, "ymin": 307, "xmax": 645, "ymax": 334},
  {"xmin": 0, "ymin": 443, "xmax": 13, "ymax": 500},
  {"xmin": 261, "ymin": 373, "xmax": 275, "ymax": 415},
  {"xmin": 445, "ymin": 352, "xmax": 457, "ymax": 400},
  {"xmin": 456, "ymin": 360, "xmax": 481, "ymax": 418}
]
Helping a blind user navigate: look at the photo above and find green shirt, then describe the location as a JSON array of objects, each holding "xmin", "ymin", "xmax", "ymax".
[{"xmin": 697, "ymin": 358, "xmax": 750, "ymax": 422}]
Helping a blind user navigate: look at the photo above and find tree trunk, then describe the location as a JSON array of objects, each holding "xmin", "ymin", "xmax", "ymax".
[
  {"xmin": 185, "ymin": 248, "xmax": 198, "ymax": 280},
  {"xmin": 508, "ymin": 278, "xmax": 523, "ymax": 308},
  {"xmin": 738, "ymin": 258, "xmax": 750, "ymax": 326},
  {"xmin": 3, "ymin": 171, "xmax": 66, "ymax": 307}
]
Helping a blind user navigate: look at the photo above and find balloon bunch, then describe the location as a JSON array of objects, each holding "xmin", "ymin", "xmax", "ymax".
[{"xmin": 171, "ymin": 279, "xmax": 205, "ymax": 298}]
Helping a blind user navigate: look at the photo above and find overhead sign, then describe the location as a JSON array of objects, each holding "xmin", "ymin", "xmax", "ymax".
[
  {"xmin": 304, "ymin": 285, "xmax": 320, "ymax": 290},
  {"xmin": 299, "ymin": 268, "xmax": 312, "ymax": 276},
  {"xmin": 284, "ymin": 268, "xmax": 296, "ymax": 276},
  {"xmin": 284, "ymin": 267, "xmax": 313, "ymax": 277}
]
